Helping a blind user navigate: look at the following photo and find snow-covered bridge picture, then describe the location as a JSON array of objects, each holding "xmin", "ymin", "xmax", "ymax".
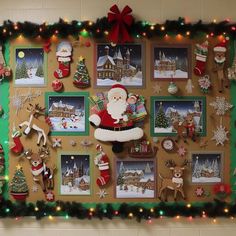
[{"xmin": 14, "ymin": 47, "xmax": 46, "ymax": 87}]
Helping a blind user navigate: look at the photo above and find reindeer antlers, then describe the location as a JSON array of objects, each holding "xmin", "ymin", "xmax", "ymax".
[
  {"xmin": 165, "ymin": 160, "xmax": 176, "ymax": 168},
  {"xmin": 38, "ymin": 147, "xmax": 50, "ymax": 158}
]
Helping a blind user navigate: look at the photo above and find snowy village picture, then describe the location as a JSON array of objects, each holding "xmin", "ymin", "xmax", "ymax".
[
  {"xmin": 150, "ymin": 96, "xmax": 206, "ymax": 136},
  {"xmin": 14, "ymin": 47, "xmax": 46, "ymax": 87},
  {"xmin": 191, "ymin": 152, "xmax": 223, "ymax": 184},
  {"xmin": 59, "ymin": 154, "xmax": 91, "ymax": 195},
  {"xmin": 95, "ymin": 43, "xmax": 144, "ymax": 87},
  {"xmin": 152, "ymin": 44, "xmax": 191, "ymax": 80},
  {"xmin": 115, "ymin": 159, "xmax": 156, "ymax": 199},
  {"xmin": 45, "ymin": 92, "xmax": 89, "ymax": 135}
]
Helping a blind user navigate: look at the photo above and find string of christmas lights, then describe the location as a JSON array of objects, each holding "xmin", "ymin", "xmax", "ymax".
[{"xmin": 0, "ymin": 17, "xmax": 236, "ymax": 43}]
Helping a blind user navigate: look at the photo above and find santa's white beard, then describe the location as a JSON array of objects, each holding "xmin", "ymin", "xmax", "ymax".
[
  {"xmin": 214, "ymin": 57, "xmax": 226, "ymax": 64},
  {"xmin": 107, "ymin": 99, "xmax": 127, "ymax": 121}
]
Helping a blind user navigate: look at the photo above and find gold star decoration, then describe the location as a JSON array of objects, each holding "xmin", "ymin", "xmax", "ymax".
[
  {"xmin": 16, "ymin": 164, "xmax": 22, "ymax": 170},
  {"xmin": 79, "ymin": 56, "xmax": 84, "ymax": 61},
  {"xmin": 152, "ymin": 83, "xmax": 162, "ymax": 94}
]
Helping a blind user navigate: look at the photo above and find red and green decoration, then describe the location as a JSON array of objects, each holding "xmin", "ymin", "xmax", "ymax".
[
  {"xmin": 73, "ymin": 56, "xmax": 90, "ymax": 88},
  {"xmin": 0, "ymin": 144, "xmax": 5, "ymax": 199},
  {"xmin": 10, "ymin": 165, "xmax": 28, "ymax": 201}
]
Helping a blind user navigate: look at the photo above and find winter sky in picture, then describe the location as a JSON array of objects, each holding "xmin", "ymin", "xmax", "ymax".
[
  {"xmin": 191, "ymin": 153, "xmax": 222, "ymax": 183},
  {"xmin": 15, "ymin": 48, "xmax": 45, "ymax": 86}
]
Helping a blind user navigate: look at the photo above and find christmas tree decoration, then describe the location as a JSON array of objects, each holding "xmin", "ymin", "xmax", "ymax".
[
  {"xmin": 107, "ymin": 4, "xmax": 134, "ymax": 44},
  {"xmin": 52, "ymin": 138, "xmax": 62, "ymax": 148},
  {"xmin": 198, "ymin": 75, "xmax": 211, "ymax": 93},
  {"xmin": 210, "ymin": 96, "xmax": 233, "ymax": 116},
  {"xmin": 10, "ymin": 165, "xmax": 29, "ymax": 201},
  {"xmin": 10, "ymin": 126, "xmax": 23, "ymax": 154},
  {"xmin": 158, "ymin": 160, "xmax": 189, "ymax": 201},
  {"xmin": 19, "ymin": 103, "xmax": 50, "ymax": 146},
  {"xmin": 152, "ymin": 83, "xmax": 162, "ymax": 94},
  {"xmin": 73, "ymin": 57, "xmax": 90, "ymax": 88},
  {"xmin": 177, "ymin": 146, "xmax": 187, "ymax": 157},
  {"xmin": 89, "ymin": 84, "xmax": 144, "ymax": 153},
  {"xmin": 0, "ymin": 45, "xmax": 11, "ymax": 83},
  {"xmin": 24, "ymin": 147, "xmax": 55, "ymax": 193},
  {"xmin": 167, "ymin": 81, "xmax": 178, "ymax": 94},
  {"xmin": 185, "ymin": 79, "xmax": 194, "ymax": 94},
  {"xmin": 94, "ymin": 145, "xmax": 110, "ymax": 187},
  {"xmin": 128, "ymin": 139, "xmax": 158, "ymax": 158},
  {"xmin": 212, "ymin": 41, "xmax": 229, "ymax": 93},
  {"xmin": 194, "ymin": 41, "xmax": 208, "ymax": 76},
  {"xmin": 96, "ymin": 189, "xmax": 108, "ymax": 199},
  {"xmin": 52, "ymin": 79, "xmax": 63, "ymax": 92},
  {"xmin": 213, "ymin": 183, "xmax": 231, "ymax": 200},
  {"xmin": 195, "ymin": 187, "xmax": 205, "ymax": 197},
  {"xmin": 45, "ymin": 191, "xmax": 55, "ymax": 202},
  {"xmin": 155, "ymin": 102, "xmax": 169, "ymax": 129},
  {"xmin": 212, "ymin": 125, "xmax": 229, "ymax": 146},
  {"xmin": 54, "ymin": 41, "xmax": 72, "ymax": 79}
]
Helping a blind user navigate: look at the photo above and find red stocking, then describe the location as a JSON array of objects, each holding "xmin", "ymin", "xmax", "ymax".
[
  {"xmin": 11, "ymin": 136, "xmax": 23, "ymax": 154},
  {"xmin": 54, "ymin": 61, "xmax": 71, "ymax": 79}
]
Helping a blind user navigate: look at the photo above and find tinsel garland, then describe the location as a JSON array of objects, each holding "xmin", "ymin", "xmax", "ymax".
[
  {"xmin": 0, "ymin": 18, "xmax": 236, "ymax": 43},
  {"xmin": 0, "ymin": 199, "xmax": 235, "ymax": 221}
]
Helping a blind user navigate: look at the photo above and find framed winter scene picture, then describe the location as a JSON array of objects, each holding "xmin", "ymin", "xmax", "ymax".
[
  {"xmin": 115, "ymin": 159, "xmax": 156, "ymax": 199},
  {"xmin": 191, "ymin": 152, "xmax": 223, "ymax": 184},
  {"xmin": 14, "ymin": 46, "xmax": 47, "ymax": 87},
  {"xmin": 95, "ymin": 43, "xmax": 145, "ymax": 87},
  {"xmin": 59, "ymin": 153, "xmax": 91, "ymax": 195},
  {"xmin": 150, "ymin": 96, "xmax": 206, "ymax": 137},
  {"xmin": 45, "ymin": 92, "xmax": 89, "ymax": 136},
  {"xmin": 151, "ymin": 44, "xmax": 191, "ymax": 80}
]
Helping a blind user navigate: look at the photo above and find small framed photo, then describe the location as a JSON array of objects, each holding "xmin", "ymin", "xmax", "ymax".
[
  {"xmin": 45, "ymin": 92, "xmax": 89, "ymax": 136},
  {"xmin": 14, "ymin": 46, "xmax": 47, "ymax": 87},
  {"xmin": 59, "ymin": 153, "xmax": 91, "ymax": 195},
  {"xmin": 150, "ymin": 96, "xmax": 206, "ymax": 137},
  {"xmin": 191, "ymin": 152, "xmax": 223, "ymax": 184},
  {"xmin": 151, "ymin": 44, "xmax": 191, "ymax": 80},
  {"xmin": 115, "ymin": 159, "xmax": 156, "ymax": 199},
  {"xmin": 95, "ymin": 43, "xmax": 145, "ymax": 87}
]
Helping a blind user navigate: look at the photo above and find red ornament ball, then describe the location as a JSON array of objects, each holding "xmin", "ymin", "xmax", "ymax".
[
  {"xmin": 52, "ymin": 79, "xmax": 63, "ymax": 92},
  {"xmin": 84, "ymin": 41, "xmax": 91, "ymax": 47}
]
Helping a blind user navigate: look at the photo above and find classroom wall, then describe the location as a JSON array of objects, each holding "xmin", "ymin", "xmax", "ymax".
[{"xmin": 0, "ymin": 0, "xmax": 236, "ymax": 235}]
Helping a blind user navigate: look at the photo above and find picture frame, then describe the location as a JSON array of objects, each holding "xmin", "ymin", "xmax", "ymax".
[
  {"xmin": 151, "ymin": 43, "xmax": 191, "ymax": 81},
  {"xmin": 150, "ymin": 96, "xmax": 206, "ymax": 137},
  {"xmin": 58, "ymin": 152, "xmax": 92, "ymax": 195},
  {"xmin": 95, "ymin": 43, "xmax": 145, "ymax": 88},
  {"xmin": 114, "ymin": 158, "xmax": 156, "ymax": 199},
  {"xmin": 190, "ymin": 151, "xmax": 223, "ymax": 184},
  {"xmin": 45, "ymin": 92, "xmax": 89, "ymax": 136},
  {"xmin": 14, "ymin": 45, "xmax": 47, "ymax": 87}
]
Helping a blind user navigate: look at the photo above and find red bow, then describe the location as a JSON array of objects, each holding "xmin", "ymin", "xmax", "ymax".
[{"xmin": 108, "ymin": 4, "xmax": 133, "ymax": 44}]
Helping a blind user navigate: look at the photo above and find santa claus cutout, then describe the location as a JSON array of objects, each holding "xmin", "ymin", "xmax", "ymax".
[{"xmin": 89, "ymin": 84, "xmax": 144, "ymax": 153}]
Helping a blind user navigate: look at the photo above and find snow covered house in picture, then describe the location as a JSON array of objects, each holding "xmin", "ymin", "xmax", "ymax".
[
  {"xmin": 48, "ymin": 100, "xmax": 75, "ymax": 118},
  {"xmin": 96, "ymin": 44, "xmax": 143, "ymax": 86}
]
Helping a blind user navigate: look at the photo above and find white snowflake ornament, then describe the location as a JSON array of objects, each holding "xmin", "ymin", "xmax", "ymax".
[
  {"xmin": 32, "ymin": 185, "xmax": 38, "ymax": 192},
  {"xmin": 45, "ymin": 191, "xmax": 55, "ymax": 201},
  {"xmin": 210, "ymin": 97, "xmax": 233, "ymax": 116},
  {"xmin": 96, "ymin": 189, "xmax": 108, "ymax": 199},
  {"xmin": 212, "ymin": 125, "xmax": 229, "ymax": 146},
  {"xmin": 177, "ymin": 146, "xmax": 187, "ymax": 157},
  {"xmin": 152, "ymin": 83, "xmax": 162, "ymax": 94},
  {"xmin": 52, "ymin": 138, "xmax": 62, "ymax": 148}
]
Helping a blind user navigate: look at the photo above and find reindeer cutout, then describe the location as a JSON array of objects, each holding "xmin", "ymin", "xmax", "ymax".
[
  {"xmin": 24, "ymin": 147, "xmax": 55, "ymax": 192},
  {"xmin": 19, "ymin": 103, "xmax": 50, "ymax": 146},
  {"xmin": 172, "ymin": 118, "xmax": 186, "ymax": 143},
  {"xmin": 159, "ymin": 160, "xmax": 188, "ymax": 201}
]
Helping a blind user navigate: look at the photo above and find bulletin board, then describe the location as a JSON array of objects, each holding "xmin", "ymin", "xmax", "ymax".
[{"xmin": 0, "ymin": 11, "xmax": 236, "ymax": 220}]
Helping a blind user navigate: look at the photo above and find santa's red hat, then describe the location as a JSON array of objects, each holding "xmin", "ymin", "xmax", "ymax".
[
  {"xmin": 108, "ymin": 84, "xmax": 128, "ymax": 100},
  {"xmin": 214, "ymin": 42, "xmax": 227, "ymax": 52},
  {"xmin": 98, "ymin": 153, "xmax": 109, "ymax": 170}
]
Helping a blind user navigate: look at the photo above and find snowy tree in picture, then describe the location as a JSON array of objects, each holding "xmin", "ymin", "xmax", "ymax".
[
  {"xmin": 145, "ymin": 163, "xmax": 152, "ymax": 173},
  {"xmin": 14, "ymin": 48, "xmax": 45, "ymax": 86}
]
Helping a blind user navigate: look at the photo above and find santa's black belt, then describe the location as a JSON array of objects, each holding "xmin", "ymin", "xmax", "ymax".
[{"xmin": 99, "ymin": 125, "xmax": 134, "ymax": 131}]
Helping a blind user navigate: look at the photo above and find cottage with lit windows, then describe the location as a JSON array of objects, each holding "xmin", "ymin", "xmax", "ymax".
[
  {"xmin": 154, "ymin": 51, "xmax": 176, "ymax": 73},
  {"xmin": 97, "ymin": 46, "xmax": 137, "ymax": 81},
  {"xmin": 48, "ymin": 100, "xmax": 75, "ymax": 118}
]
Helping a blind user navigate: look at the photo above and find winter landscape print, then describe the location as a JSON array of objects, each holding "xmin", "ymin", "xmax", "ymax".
[
  {"xmin": 152, "ymin": 44, "xmax": 190, "ymax": 80},
  {"xmin": 14, "ymin": 47, "xmax": 46, "ymax": 86},
  {"xmin": 60, "ymin": 154, "xmax": 91, "ymax": 195},
  {"xmin": 96, "ymin": 43, "xmax": 144, "ymax": 87},
  {"xmin": 46, "ymin": 93, "xmax": 88, "ymax": 135},
  {"xmin": 151, "ymin": 97, "xmax": 206, "ymax": 136},
  {"xmin": 191, "ymin": 152, "xmax": 223, "ymax": 184},
  {"xmin": 115, "ymin": 160, "xmax": 156, "ymax": 199}
]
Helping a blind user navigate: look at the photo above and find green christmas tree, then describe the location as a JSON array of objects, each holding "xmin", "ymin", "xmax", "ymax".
[
  {"xmin": 15, "ymin": 60, "xmax": 28, "ymax": 80},
  {"xmin": 73, "ymin": 57, "xmax": 90, "ymax": 88},
  {"xmin": 155, "ymin": 102, "xmax": 169, "ymax": 128},
  {"xmin": 10, "ymin": 165, "xmax": 28, "ymax": 194},
  {"xmin": 35, "ymin": 63, "xmax": 44, "ymax": 77}
]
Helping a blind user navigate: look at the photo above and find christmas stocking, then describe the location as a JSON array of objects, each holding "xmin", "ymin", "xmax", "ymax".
[
  {"xmin": 54, "ymin": 60, "xmax": 71, "ymax": 79},
  {"xmin": 94, "ymin": 145, "xmax": 110, "ymax": 187},
  {"xmin": 194, "ymin": 41, "xmax": 208, "ymax": 76},
  {"xmin": 10, "ymin": 130, "xmax": 23, "ymax": 154}
]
